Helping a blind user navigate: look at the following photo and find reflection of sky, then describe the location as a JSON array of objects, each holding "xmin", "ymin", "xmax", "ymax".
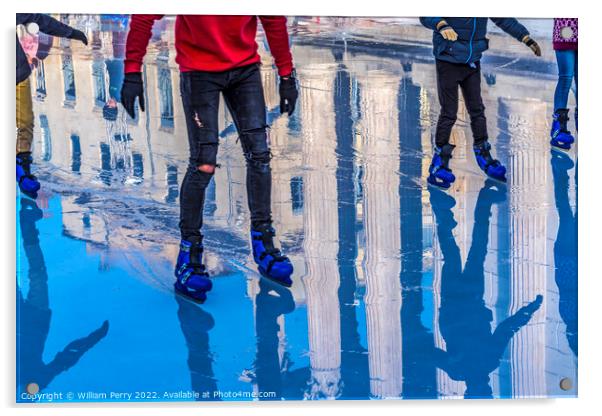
[{"xmin": 17, "ymin": 15, "xmax": 577, "ymax": 402}]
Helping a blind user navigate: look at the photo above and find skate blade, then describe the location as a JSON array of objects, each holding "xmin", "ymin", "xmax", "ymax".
[
  {"xmin": 484, "ymin": 174, "xmax": 507, "ymax": 185},
  {"xmin": 174, "ymin": 285, "xmax": 207, "ymax": 305},
  {"xmin": 427, "ymin": 180, "xmax": 452, "ymax": 191},
  {"xmin": 18, "ymin": 188, "xmax": 39, "ymax": 200},
  {"xmin": 551, "ymin": 145, "xmax": 572, "ymax": 154},
  {"xmin": 258, "ymin": 269, "xmax": 293, "ymax": 288}
]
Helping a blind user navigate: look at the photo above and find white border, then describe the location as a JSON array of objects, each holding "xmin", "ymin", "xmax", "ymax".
[{"xmin": 3, "ymin": 1, "xmax": 598, "ymax": 415}]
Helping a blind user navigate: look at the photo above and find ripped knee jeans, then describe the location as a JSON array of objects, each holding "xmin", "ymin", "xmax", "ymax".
[{"xmin": 179, "ymin": 65, "xmax": 273, "ymax": 239}]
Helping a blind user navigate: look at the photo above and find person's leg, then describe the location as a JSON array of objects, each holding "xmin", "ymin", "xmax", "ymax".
[
  {"xmin": 174, "ymin": 71, "xmax": 223, "ymax": 302},
  {"xmin": 223, "ymin": 64, "xmax": 293, "ymax": 285},
  {"xmin": 459, "ymin": 62, "xmax": 488, "ymax": 147},
  {"xmin": 435, "ymin": 60, "xmax": 460, "ymax": 149},
  {"xmin": 222, "ymin": 64, "xmax": 272, "ymax": 229},
  {"xmin": 429, "ymin": 60, "xmax": 461, "ymax": 188},
  {"xmin": 16, "ymin": 78, "xmax": 34, "ymax": 155},
  {"xmin": 16, "ymin": 78, "xmax": 40, "ymax": 197},
  {"xmin": 178, "ymin": 72, "xmax": 223, "ymax": 241},
  {"xmin": 551, "ymin": 50, "xmax": 576, "ymax": 149},
  {"xmin": 574, "ymin": 50, "xmax": 578, "ymax": 130},
  {"xmin": 554, "ymin": 50, "xmax": 575, "ymax": 111},
  {"xmin": 460, "ymin": 62, "xmax": 506, "ymax": 181}
]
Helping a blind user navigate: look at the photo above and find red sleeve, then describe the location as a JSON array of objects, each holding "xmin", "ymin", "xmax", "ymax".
[
  {"xmin": 258, "ymin": 16, "xmax": 293, "ymax": 77},
  {"xmin": 124, "ymin": 14, "xmax": 164, "ymax": 73}
]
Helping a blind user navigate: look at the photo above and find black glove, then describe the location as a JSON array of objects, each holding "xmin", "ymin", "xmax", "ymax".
[
  {"xmin": 523, "ymin": 36, "xmax": 541, "ymax": 57},
  {"xmin": 120, "ymin": 73, "xmax": 145, "ymax": 119},
  {"xmin": 279, "ymin": 71, "xmax": 298, "ymax": 116},
  {"xmin": 69, "ymin": 29, "xmax": 88, "ymax": 46}
]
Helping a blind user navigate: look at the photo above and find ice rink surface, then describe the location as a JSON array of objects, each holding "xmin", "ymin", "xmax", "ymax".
[{"xmin": 16, "ymin": 15, "xmax": 577, "ymax": 401}]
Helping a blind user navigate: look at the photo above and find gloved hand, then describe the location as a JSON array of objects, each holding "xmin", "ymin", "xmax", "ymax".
[
  {"xmin": 69, "ymin": 29, "xmax": 88, "ymax": 45},
  {"xmin": 120, "ymin": 73, "xmax": 145, "ymax": 119},
  {"xmin": 523, "ymin": 35, "xmax": 541, "ymax": 56},
  {"xmin": 279, "ymin": 72, "xmax": 298, "ymax": 116},
  {"xmin": 437, "ymin": 20, "xmax": 458, "ymax": 41}
]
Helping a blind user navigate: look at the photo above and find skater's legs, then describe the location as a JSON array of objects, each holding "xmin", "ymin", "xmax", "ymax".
[
  {"xmin": 435, "ymin": 60, "xmax": 461, "ymax": 148},
  {"xmin": 16, "ymin": 78, "xmax": 34, "ymax": 154},
  {"xmin": 553, "ymin": 50, "xmax": 576, "ymax": 111},
  {"xmin": 179, "ymin": 72, "xmax": 224, "ymax": 240},
  {"xmin": 223, "ymin": 64, "xmax": 272, "ymax": 229},
  {"xmin": 574, "ymin": 50, "xmax": 578, "ymax": 127},
  {"xmin": 459, "ymin": 62, "xmax": 488, "ymax": 147}
]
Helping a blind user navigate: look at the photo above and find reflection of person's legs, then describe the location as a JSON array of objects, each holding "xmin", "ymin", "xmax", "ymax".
[
  {"xmin": 223, "ymin": 64, "xmax": 271, "ymax": 229},
  {"xmin": 463, "ymin": 181, "xmax": 506, "ymax": 302},
  {"xmin": 223, "ymin": 64, "xmax": 293, "ymax": 286}
]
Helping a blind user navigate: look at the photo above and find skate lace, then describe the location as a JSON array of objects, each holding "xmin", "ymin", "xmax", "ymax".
[
  {"xmin": 476, "ymin": 146, "xmax": 500, "ymax": 168},
  {"xmin": 189, "ymin": 244, "xmax": 208, "ymax": 275},
  {"xmin": 256, "ymin": 228, "xmax": 287, "ymax": 261}
]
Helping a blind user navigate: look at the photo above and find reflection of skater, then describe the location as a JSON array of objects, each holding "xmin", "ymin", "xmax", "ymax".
[
  {"xmin": 16, "ymin": 14, "xmax": 88, "ymax": 199},
  {"xmin": 550, "ymin": 151, "xmax": 578, "ymax": 356},
  {"xmin": 429, "ymin": 183, "xmax": 543, "ymax": 398},
  {"xmin": 102, "ymin": 16, "xmax": 128, "ymax": 122},
  {"xmin": 550, "ymin": 18, "xmax": 578, "ymax": 150},
  {"xmin": 419, "ymin": 17, "xmax": 541, "ymax": 187},
  {"xmin": 122, "ymin": 15, "xmax": 298, "ymax": 302},
  {"xmin": 174, "ymin": 296, "xmax": 218, "ymax": 400},
  {"xmin": 17, "ymin": 198, "xmax": 109, "ymax": 397},
  {"xmin": 247, "ymin": 280, "xmax": 308, "ymax": 399}
]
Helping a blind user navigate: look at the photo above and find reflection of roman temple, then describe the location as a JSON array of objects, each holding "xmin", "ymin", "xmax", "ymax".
[
  {"xmin": 346, "ymin": 55, "xmax": 403, "ymax": 399},
  {"xmin": 296, "ymin": 46, "xmax": 342, "ymax": 399}
]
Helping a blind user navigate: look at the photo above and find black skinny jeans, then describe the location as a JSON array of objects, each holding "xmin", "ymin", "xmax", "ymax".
[
  {"xmin": 179, "ymin": 63, "xmax": 272, "ymax": 240},
  {"xmin": 435, "ymin": 59, "xmax": 488, "ymax": 148}
]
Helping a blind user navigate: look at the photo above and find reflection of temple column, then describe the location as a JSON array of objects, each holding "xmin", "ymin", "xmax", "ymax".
[
  {"xmin": 398, "ymin": 72, "xmax": 438, "ymax": 399},
  {"xmin": 333, "ymin": 55, "xmax": 370, "ymax": 398},
  {"xmin": 298, "ymin": 48, "xmax": 342, "ymax": 399},
  {"xmin": 351, "ymin": 60, "xmax": 403, "ymax": 399},
  {"xmin": 502, "ymin": 98, "xmax": 549, "ymax": 398}
]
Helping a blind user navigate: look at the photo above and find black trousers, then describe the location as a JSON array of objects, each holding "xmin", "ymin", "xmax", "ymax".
[
  {"xmin": 179, "ymin": 63, "xmax": 272, "ymax": 240},
  {"xmin": 435, "ymin": 59, "xmax": 488, "ymax": 148}
]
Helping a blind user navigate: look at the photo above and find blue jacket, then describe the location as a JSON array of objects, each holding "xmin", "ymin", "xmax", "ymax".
[
  {"xmin": 419, "ymin": 17, "xmax": 530, "ymax": 64},
  {"xmin": 16, "ymin": 14, "xmax": 75, "ymax": 84}
]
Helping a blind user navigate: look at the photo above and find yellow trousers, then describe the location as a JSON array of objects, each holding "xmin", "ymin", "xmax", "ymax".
[{"xmin": 16, "ymin": 78, "xmax": 34, "ymax": 154}]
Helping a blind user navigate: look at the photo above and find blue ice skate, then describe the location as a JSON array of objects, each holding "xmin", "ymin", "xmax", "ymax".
[
  {"xmin": 427, "ymin": 144, "xmax": 456, "ymax": 189},
  {"xmin": 251, "ymin": 224, "xmax": 293, "ymax": 287},
  {"xmin": 473, "ymin": 141, "xmax": 507, "ymax": 183},
  {"xmin": 174, "ymin": 237, "xmax": 213, "ymax": 304},
  {"xmin": 550, "ymin": 109, "xmax": 575, "ymax": 151},
  {"xmin": 16, "ymin": 152, "xmax": 40, "ymax": 199}
]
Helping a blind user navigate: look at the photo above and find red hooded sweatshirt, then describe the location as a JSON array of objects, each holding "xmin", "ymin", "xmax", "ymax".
[{"xmin": 124, "ymin": 15, "xmax": 293, "ymax": 77}]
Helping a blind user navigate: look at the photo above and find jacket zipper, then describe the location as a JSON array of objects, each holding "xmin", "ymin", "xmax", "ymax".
[{"xmin": 465, "ymin": 17, "xmax": 476, "ymax": 64}]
